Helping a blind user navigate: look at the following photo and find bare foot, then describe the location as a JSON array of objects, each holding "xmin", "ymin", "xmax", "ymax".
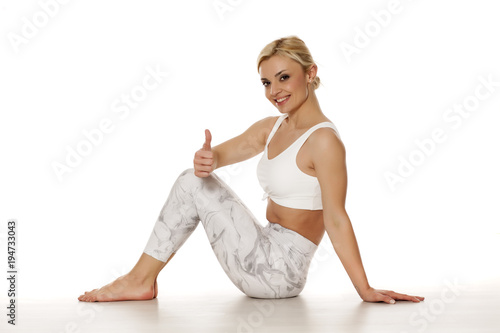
[{"xmin": 78, "ymin": 274, "xmax": 155, "ymax": 302}]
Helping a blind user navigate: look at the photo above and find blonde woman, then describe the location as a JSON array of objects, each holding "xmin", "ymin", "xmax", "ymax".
[{"xmin": 79, "ymin": 36, "xmax": 424, "ymax": 304}]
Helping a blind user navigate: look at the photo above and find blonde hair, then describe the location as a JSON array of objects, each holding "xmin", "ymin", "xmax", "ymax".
[{"xmin": 257, "ymin": 36, "xmax": 320, "ymax": 90}]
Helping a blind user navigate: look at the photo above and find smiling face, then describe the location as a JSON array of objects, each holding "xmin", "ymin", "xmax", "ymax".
[{"xmin": 259, "ymin": 55, "xmax": 315, "ymax": 114}]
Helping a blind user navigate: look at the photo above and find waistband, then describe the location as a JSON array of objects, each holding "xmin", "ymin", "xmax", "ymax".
[{"xmin": 265, "ymin": 222, "xmax": 318, "ymax": 253}]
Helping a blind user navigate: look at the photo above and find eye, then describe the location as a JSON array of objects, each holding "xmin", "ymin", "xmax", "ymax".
[
  {"xmin": 280, "ymin": 75, "xmax": 289, "ymax": 81},
  {"xmin": 262, "ymin": 81, "xmax": 270, "ymax": 87}
]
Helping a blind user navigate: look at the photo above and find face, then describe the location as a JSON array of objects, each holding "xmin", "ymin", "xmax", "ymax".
[{"xmin": 259, "ymin": 55, "xmax": 314, "ymax": 114}]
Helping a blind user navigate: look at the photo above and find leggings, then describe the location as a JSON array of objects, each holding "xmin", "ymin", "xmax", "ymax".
[{"xmin": 143, "ymin": 168, "xmax": 318, "ymax": 299}]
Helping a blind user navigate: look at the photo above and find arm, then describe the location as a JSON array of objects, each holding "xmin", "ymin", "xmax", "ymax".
[
  {"xmin": 311, "ymin": 129, "xmax": 370, "ymax": 296},
  {"xmin": 212, "ymin": 116, "xmax": 277, "ymax": 169},
  {"xmin": 194, "ymin": 116, "xmax": 277, "ymax": 177},
  {"xmin": 311, "ymin": 128, "xmax": 424, "ymax": 304}
]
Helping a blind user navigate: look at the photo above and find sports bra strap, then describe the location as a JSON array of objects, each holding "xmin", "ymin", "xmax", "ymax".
[{"xmin": 265, "ymin": 114, "xmax": 288, "ymax": 147}]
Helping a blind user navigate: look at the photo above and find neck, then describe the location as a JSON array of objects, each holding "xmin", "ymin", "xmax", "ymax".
[{"xmin": 285, "ymin": 90, "xmax": 323, "ymax": 129}]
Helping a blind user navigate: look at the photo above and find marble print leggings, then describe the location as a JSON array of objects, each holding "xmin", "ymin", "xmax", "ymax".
[{"xmin": 143, "ymin": 168, "xmax": 318, "ymax": 299}]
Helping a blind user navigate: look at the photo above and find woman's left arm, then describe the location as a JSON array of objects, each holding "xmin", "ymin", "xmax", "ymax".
[{"xmin": 311, "ymin": 128, "xmax": 424, "ymax": 304}]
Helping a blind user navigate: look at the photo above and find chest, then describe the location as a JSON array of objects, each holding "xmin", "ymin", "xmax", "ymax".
[{"xmin": 267, "ymin": 129, "xmax": 316, "ymax": 177}]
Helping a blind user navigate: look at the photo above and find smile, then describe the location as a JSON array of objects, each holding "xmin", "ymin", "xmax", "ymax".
[{"xmin": 275, "ymin": 96, "xmax": 290, "ymax": 105}]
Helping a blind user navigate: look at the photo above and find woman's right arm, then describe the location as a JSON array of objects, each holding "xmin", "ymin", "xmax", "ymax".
[{"xmin": 193, "ymin": 116, "xmax": 277, "ymax": 177}]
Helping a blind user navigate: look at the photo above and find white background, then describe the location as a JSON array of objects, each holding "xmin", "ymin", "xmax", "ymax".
[{"xmin": 0, "ymin": 0, "xmax": 499, "ymax": 301}]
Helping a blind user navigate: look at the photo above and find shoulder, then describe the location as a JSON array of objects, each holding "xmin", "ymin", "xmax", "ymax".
[
  {"xmin": 253, "ymin": 115, "xmax": 280, "ymax": 136},
  {"xmin": 250, "ymin": 116, "xmax": 279, "ymax": 130},
  {"xmin": 260, "ymin": 115, "xmax": 280, "ymax": 128},
  {"xmin": 308, "ymin": 127, "xmax": 348, "ymax": 187},
  {"xmin": 308, "ymin": 126, "xmax": 345, "ymax": 156},
  {"xmin": 242, "ymin": 116, "xmax": 280, "ymax": 146}
]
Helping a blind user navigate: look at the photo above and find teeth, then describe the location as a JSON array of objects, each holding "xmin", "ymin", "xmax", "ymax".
[{"xmin": 276, "ymin": 96, "xmax": 288, "ymax": 103}]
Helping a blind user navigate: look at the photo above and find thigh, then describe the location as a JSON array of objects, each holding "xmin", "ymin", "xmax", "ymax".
[{"xmin": 188, "ymin": 170, "xmax": 318, "ymax": 298}]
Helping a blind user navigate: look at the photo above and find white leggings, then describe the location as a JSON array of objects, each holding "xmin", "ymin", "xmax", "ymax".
[{"xmin": 143, "ymin": 168, "xmax": 318, "ymax": 298}]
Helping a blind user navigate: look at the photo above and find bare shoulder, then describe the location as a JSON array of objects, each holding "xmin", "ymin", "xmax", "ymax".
[
  {"xmin": 246, "ymin": 116, "xmax": 280, "ymax": 144},
  {"xmin": 308, "ymin": 126, "xmax": 345, "ymax": 158},
  {"xmin": 255, "ymin": 115, "xmax": 279, "ymax": 130}
]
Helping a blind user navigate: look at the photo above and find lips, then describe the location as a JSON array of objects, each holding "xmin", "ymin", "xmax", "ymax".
[{"xmin": 275, "ymin": 95, "xmax": 290, "ymax": 106}]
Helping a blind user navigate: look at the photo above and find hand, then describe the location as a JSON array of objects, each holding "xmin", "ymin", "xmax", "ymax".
[
  {"xmin": 359, "ymin": 287, "xmax": 425, "ymax": 304},
  {"xmin": 193, "ymin": 129, "xmax": 214, "ymax": 177}
]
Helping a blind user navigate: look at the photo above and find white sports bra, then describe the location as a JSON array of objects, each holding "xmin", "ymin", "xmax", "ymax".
[{"xmin": 257, "ymin": 113, "xmax": 340, "ymax": 210}]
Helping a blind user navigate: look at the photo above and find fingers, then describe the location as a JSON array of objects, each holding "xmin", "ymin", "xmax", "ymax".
[
  {"xmin": 203, "ymin": 129, "xmax": 212, "ymax": 151},
  {"xmin": 380, "ymin": 294, "xmax": 396, "ymax": 304},
  {"xmin": 193, "ymin": 163, "xmax": 213, "ymax": 175},
  {"xmin": 384, "ymin": 290, "xmax": 425, "ymax": 303},
  {"xmin": 194, "ymin": 152, "xmax": 213, "ymax": 168},
  {"xmin": 194, "ymin": 149, "xmax": 214, "ymax": 177},
  {"xmin": 195, "ymin": 150, "xmax": 213, "ymax": 159}
]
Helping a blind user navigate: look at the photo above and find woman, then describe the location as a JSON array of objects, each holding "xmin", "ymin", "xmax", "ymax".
[{"xmin": 79, "ymin": 36, "xmax": 424, "ymax": 304}]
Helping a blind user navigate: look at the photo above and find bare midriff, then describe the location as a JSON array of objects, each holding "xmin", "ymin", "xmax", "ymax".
[{"xmin": 265, "ymin": 198, "xmax": 325, "ymax": 246}]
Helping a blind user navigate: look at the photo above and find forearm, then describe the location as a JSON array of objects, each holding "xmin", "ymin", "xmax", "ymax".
[
  {"xmin": 212, "ymin": 147, "xmax": 220, "ymax": 170},
  {"xmin": 326, "ymin": 215, "xmax": 370, "ymax": 297}
]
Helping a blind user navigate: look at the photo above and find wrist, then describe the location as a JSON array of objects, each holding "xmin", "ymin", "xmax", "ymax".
[
  {"xmin": 355, "ymin": 284, "xmax": 372, "ymax": 298},
  {"xmin": 212, "ymin": 149, "xmax": 219, "ymax": 170}
]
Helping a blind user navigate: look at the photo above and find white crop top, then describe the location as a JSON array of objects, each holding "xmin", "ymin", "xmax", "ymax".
[{"xmin": 257, "ymin": 114, "xmax": 340, "ymax": 210}]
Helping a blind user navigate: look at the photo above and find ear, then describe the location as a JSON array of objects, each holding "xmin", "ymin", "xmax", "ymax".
[{"xmin": 306, "ymin": 64, "xmax": 318, "ymax": 83}]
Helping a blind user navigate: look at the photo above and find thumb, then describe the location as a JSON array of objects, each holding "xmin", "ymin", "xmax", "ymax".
[{"xmin": 202, "ymin": 129, "xmax": 212, "ymax": 151}]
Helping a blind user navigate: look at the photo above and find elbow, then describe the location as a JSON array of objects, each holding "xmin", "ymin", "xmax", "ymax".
[{"xmin": 324, "ymin": 210, "xmax": 350, "ymax": 230}]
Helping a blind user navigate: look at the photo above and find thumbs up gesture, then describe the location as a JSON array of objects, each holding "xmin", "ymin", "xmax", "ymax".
[{"xmin": 194, "ymin": 129, "xmax": 214, "ymax": 177}]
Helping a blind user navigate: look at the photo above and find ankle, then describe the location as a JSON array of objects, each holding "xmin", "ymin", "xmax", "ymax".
[{"xmin": 126, "ymin": 271, "xmax": 155, "ymax": 286}]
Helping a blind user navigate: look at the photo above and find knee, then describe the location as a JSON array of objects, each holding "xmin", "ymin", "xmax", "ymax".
[
  {"xmin": 176, "ymin": 168, "xmax": 215, "ymax": 189},
  {"xmin": 178, "ymin": 168, "xmax": 220, "ymax": 185},
  {"xmin": 179, "ymin": 168, "xmax": 196, "ymax": 178},
  {"xmin": 176, "ymin": 168, "xmax": 201, "ymax": 185}
]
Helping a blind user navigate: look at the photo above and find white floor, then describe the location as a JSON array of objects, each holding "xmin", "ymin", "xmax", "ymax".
[{"xmin": 2, "ymin": 279, "xmax": 499, "ymax": 333}]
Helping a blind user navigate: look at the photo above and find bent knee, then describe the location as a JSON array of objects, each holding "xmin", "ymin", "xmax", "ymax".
[
  {"xmin": 179, "ymin": 168, "xmax": 196, "ymax": 178},
  {"xmin": 177, "ymin": 168, "xmax": 219, "ymax": 190},
  {"xmin": 180, "ymin": 168, "xmax": 216, "ymax": 180}
]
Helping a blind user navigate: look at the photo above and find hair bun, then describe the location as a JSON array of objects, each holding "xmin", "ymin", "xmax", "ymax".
[{"xmin": 312, "ymin": 76, "xmax": 321, "ymax": 90}]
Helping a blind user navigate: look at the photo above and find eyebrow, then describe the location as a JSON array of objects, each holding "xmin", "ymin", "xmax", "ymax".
[{"xmin": 260, "ymin": 69, "xmax": 287, "ymax": 81}]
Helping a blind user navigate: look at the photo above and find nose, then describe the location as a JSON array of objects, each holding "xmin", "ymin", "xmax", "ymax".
[{"xmin": 270, "ymin": 82, "xmax": 281, "ymax": 97}]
